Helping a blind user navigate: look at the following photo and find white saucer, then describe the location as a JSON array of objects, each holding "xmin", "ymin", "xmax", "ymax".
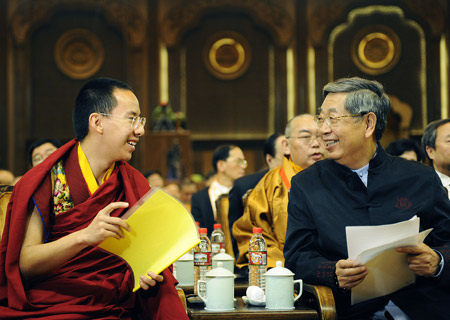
[
  {"xmin": 204, "ymin": 307, "xmax": 235, "ymax": 311},
  {"xmin": 242, "ymin": 296, "xmax": 266, "ymax": 306}
]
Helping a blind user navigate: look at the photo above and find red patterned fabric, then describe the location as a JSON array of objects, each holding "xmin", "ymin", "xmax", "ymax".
[{"xmin": 0, "ymin": 139, "xmax": 187, "ymax": 319}]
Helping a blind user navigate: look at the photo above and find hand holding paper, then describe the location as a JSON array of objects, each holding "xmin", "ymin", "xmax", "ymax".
[
  {"xmin": 345, "ymin": 216, "xmax": 433, "ymax": 305},
  {"xmin": 99, "ymin": 189, "xmax": 200, "ymax": 292}
]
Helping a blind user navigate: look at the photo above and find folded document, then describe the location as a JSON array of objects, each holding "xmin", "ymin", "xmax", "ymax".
[
  {"xmin": 346, "ymin": 216, "xmax": 432, "ymax": 305},
  {"xmin": 99, "ymin": 188, "xmax": 200, "ymax": 292}
]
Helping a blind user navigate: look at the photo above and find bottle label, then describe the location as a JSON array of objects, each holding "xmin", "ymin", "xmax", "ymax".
[
  {"xmin": 249, "ymin": 251, "xmax": 267, "ymax": 266},
  {"xmin": 194, "ymin": 252, "xmax": 212, "ymax": 266},
  {"xmin": 211, "ymin": 242, "xmax": 225, "ymax": 253}
]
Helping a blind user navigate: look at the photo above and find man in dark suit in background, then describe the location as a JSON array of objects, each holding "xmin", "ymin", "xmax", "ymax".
[{"xmin": 191, "ymin": 144, "xmax": 246, "ymax": 236}]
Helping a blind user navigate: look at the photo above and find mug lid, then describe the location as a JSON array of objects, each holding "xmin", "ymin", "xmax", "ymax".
[
  {"xmin": 212, "ymin": 248, "xmax": 234, "ymax": 261},
  {"xmin": 265, "ymin": 261, "xmax": 295, "ymax": 276},
  {"xmin": 177, "ymin": 252, "xmax": 193, "ymax": 261},
  {"xmin": 206, "ymin": 262, "xmax": 235, "ymax": 277}
]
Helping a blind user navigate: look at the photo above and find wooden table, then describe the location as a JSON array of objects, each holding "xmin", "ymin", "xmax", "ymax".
[
  {"xmin": 187, "ymin": 296, "xmax": 318, "ymax": 320},
  {"xmin": 179, "ymin": 278, "xmax": 336, "ymax": 320}
]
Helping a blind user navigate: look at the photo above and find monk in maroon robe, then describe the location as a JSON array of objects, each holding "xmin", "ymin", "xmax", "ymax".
[{"xmin": 0, "ymin": 78, "xmax": 188, "ymax": 319}]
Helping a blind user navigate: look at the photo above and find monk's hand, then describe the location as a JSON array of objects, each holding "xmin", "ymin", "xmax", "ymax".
[
  {"xmin": 335, "ymin": 259, "xmax": 367, "ymax": 290},
  {"xmin": 397, "ymin": 243, "xmax": 440, "ymax": 277},
  {"xmin": 140, "ymin": 271, "xmax": 164, "ymax": 290},
  {"xmin": 80, "ymin": 202, "xmax": 131, "ymax": 246}
]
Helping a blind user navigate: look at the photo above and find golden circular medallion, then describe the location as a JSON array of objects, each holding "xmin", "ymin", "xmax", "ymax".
[
  {"xmin": 204, "ymin": 32, "xmax": 251, "ymax": 80},
  {"xmin": 54, "ymin": 29, "xmax": 104, "ymax": 80},
  {"xmin": 352, "ymin": 26, "xmax": 401, "ymax": 75}
]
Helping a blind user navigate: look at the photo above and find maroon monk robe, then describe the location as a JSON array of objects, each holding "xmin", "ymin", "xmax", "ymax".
[{"xmin": 0, "ymin": 139, "xmax": 188, "ymax": 319}]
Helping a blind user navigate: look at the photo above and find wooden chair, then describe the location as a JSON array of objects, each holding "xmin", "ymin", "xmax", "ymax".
[
  {"xmin": 215, "ymin": 193, "xmax": 234, "ymax": 258},
  {"xmin": 0, "ymin": 184, "xmax": 13, "ymax": 240},
  {"xmin": 303, "ymin": 284, "xmax": 337, "ymax": 319}
]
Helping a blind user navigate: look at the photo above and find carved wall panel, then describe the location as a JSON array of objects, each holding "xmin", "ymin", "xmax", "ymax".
[
  {"xmin": 329, "ymin": 6, "xmax": 427, "ymax": 138},
  {"xmin": 7, "ymin": 0, "xmax": 148, "ymax": 173},
  {"xmin": 161, "ymin": 0, "xmax": 294, "ymax": 48}
]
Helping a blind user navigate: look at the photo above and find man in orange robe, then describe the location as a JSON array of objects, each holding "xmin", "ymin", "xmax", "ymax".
[{"xmin": 233, "ymin": 114, "xmax": 326, "ymax": 269}]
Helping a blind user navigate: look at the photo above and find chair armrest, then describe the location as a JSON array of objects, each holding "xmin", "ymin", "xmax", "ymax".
[
  {"xmin": 176, "ymin": 287, "xmax": 187, "ymax": 311},
  {"xmin": 303, "ymin": 284, "xmax": 336, "ymax": 320}
]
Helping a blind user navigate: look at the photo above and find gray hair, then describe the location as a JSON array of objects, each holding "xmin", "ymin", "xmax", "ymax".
[
  {"xmin": 323, "ymin": 77, "xmax": 391, "ymax": 141},
  {"xmin": 421, "ymin": 119, "xmax": 450, "ymax": 154}
]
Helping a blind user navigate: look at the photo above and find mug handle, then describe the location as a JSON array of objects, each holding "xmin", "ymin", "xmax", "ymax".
[
  {"xmin": 197, "ymin": 280, "xmax": 207, "ymax": 302},
  {"xmin": 293, "ymin": 279, "xmax": 303, "ymax": 302}
]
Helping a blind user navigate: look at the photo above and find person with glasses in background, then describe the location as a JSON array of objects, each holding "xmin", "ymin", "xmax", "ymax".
[
  {"xmin": 233, "ymin": 114, "xmax": 326, "ymax": 270},
  {"xmin": 28, "ymin": 138, "xmax": 63, "ymax": 167},
  {"xmin": 191, "ymin": 144, "xmax": 247, "ymax": 237},
  {"xmin": 284, "ymin": 77, "xmax": 450, "ymax": 319},
  {"xmin": 0, "ymin": 78, "xmax": 188, "ymax": 319}
]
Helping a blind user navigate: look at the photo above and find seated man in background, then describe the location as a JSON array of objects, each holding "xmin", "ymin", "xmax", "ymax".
[
  {"xmin": 0, "ymin": 78, "xmax": 187, "ymax": 319},
  {"xmin": 144, "ymin": 169, "xmax": 165, "ymax": 188},
  {"xmin": 385, "ymin": 138, "xmax": 425, "ymax": 162},
  {"xmin": 228, "ymin": 132, "xmax": 287, "ymax": 258},
  {"xmin": 284, "ymin": 77, "xmax": 450, "ymax": 319},
  {"xmin": 179, "ymin": 178, "xmax": 198, "ymax": 211},
  {"xmin": 191, "ymin": 144, "xmax": 246, "ymax": 236},
  {"xmin": 233, "ymin": 114, "xmax": 326, "ymax": 269},
  {"xmin": 28, "ymin": 138, "xmax": 62, "ymax": 167},
  {"xmin": 0, "ymin": 170, "xmax": 14, "ymax": 185},
  {"xmin": 422, "ymin": 118, "xmax": 450, "ymax": 198}
]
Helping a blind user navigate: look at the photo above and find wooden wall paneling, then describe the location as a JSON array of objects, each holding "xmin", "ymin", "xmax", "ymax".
[
  {"xmin": 11, "ymin": 44, "xmax": 31, "ymax": 175},
  {"xmin": 295, "ymin": 0, "xmax": 309, "ymax": 116},
  {"xmin": 0, "ymin": 1, "xmax": 7, "ymax": 170},
  {"xmin": 141, "ymin": 131, "xmax": 192, "ymax": 180},
  {"xmin": 274, "ymin": 46, "xmax": 288, "ymax": 132},
  {"xmin": 329, "ymin": 6, "xmax": 429, "ymax": 140},
  {"xmin": 183, "ymin": 12, "xmax": 272, "ymax": 141},
  {"xmin": 168, "ymin": 48, "xmax": 181, "ymax": 113},
  {"xmin": 30, "ymin": 10, "xmax": 125, "ymax": 160},
  {"xmin": 425, "ymin": 38, "xmax": 444, "ymax": 123}
]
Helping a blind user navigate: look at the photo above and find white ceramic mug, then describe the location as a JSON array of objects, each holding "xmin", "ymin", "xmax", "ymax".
[
  {"xmin": 174, "ymin": 252, "xmax": 194, "ymax": 286},
  {"xmin": 212, "ymin": 249, "xmax": 235, "ymax": 273},
  {"xmin": 265, "ymin": 261, "xmax": 303, "ymax": 310},
  {"xmin": 197, "ymin": 262, "xmax": 235, "ymax": 311}
]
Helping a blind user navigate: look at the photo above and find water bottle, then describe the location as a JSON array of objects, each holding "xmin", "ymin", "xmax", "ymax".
[
  {"xmin": 210, "ymin": 223, "xmax": 225, "ymax": 257},
  {"xmin": 194, "ymin": 228, "xmax": 212, "ymax": 296},
  {"xmin": 248, "ymin": 227, "xmax": 267, "ymax": 290}
]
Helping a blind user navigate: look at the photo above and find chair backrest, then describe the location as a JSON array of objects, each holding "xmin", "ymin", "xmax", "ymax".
[
  {"xmin": 0, "ymin": 185, "xmax": 13, "ymax": 240},
  {"xmin": 241, "ymin": 188, "xmax": 253, "ymax": 209},
  {"xmin": 215, "ymin": 193, "xmax": 234, "ymax": 258}
]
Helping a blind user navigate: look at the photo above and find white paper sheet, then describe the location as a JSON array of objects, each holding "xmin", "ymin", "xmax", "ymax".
[{"xmin": 345, "ymin": 217, "xmax": 432, "ymax": 305}]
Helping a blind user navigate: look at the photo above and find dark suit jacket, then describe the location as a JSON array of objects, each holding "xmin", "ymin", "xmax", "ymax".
[
  {"xmin": 191, "ymin": 187, "xmax": 215, "ymax": 237},
  {"xmin": 284, "ymin": 145, "xmax": 450, "ymax": 319},
  {"xmin": 228, "ymin": 170, "xmax": 268, "ymax": 258}
]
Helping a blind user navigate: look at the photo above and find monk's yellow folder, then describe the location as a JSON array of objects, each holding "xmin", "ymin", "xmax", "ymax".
[{"xmin": 99, "ymin": 188, "xmax": 200, "ymax": 292}]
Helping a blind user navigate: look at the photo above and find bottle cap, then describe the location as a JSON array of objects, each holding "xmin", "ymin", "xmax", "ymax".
[
  {"xmin": 195, "ymin": 221, "xmax": 200, "ymax": 227},
  {"xmin": 214, "ymin": 223, "xmax": 222, "ymax": 229},
  {"xmin": 199, "ymin": 228, "xmax": 207, "ymax": 234},
  {"xmin": 252, "ymin": 227, "xmax": 263, "ymax": 234}
]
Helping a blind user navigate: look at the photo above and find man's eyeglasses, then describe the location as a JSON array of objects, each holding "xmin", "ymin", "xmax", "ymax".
[
  {"xmin": 286, "ymin": 134, "xmax": 320, "ymax": 144},
  {"xmin": 99, "ymin": 113, "xmax": 146, "ymax": 129},
  {"xmin": 227, "ymin": 158, "xmax": 248, "ymax": 166},
  {"xmin": 314, "ymin": 112, "xmax": 367, "ymax": 127}
]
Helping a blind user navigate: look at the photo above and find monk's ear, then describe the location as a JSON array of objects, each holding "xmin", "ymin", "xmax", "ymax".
[
  {"xmin": 89, "ymin": 113, "xmax": 104, "ymax": 135},
  {"xmin": 282, "ymin": 137, "xmax": 290, "ymax": 155}
]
